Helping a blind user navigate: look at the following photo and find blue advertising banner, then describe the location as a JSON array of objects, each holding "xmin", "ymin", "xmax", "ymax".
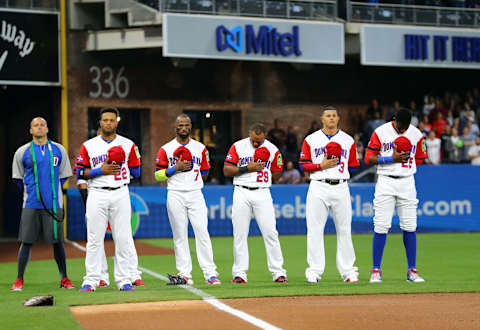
[{"xmin": 66, "ymin": 165, "xmax": 479, "ymax": 239}]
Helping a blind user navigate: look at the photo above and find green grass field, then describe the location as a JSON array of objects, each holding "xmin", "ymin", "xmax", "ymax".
[{"xmin": 1, "ymin": 233, "xmax": 479, "ymax": 329}]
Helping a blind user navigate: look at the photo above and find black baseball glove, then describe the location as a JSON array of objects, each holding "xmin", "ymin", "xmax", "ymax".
[
  {"xmin": 167, "ymin": 274, "xmax": 187, "ymax": 285},
  {"xmin": 23, "ymin": 295, "xmax": 54, "ymax": 306}
]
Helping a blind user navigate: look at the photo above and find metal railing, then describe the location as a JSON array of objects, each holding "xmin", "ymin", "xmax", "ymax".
[
  {"xmin": 347, "ymin": 1, "xmax": 480, "ymax": 27},
  {"xmin": 138, "ymin": 0, "xmax": 337, "ymax": 21},
  {"xmin": 0, "ymin": 0, "xmax": 59, "ymax": 11}
]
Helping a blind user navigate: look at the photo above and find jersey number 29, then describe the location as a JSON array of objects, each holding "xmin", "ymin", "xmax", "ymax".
[{"xmin": 256, "ymin": 171, "xmax": 269, "ymax": 183}]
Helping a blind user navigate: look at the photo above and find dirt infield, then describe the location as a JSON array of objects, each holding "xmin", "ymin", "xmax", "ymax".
[
  {"xmin": 0, "ymin": 240, "xmax": 173, "ymax": 263},
  {"xmin": 71, "ymin": 293, "xmax": 480, "ymax": 330}
]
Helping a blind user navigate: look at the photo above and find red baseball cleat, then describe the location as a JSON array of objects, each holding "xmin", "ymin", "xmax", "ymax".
[
  {"xmin": 98, "ymin": 280, "xmax": 109, "ymax": 288},
  {"xmin": 230, "ymin": 276, "xmax": 247, "ymax": 284},
  {"xmin": 274, "ymin": 276, "xmax": 289, "ymax": 283},
  {"xmin": 60, "ymin": 277, "xmax": 76, "ymax": 289},
  {"xmin": 10, "ymin": 278, "xmax": 24, "ymax": 291},
  {"xmin": 132, "ymin": 279, "xmax": 145, "ymax": 287}
]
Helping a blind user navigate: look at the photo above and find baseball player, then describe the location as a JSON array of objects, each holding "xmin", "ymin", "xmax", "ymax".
[
  {"xmin": 76, "ymin": 108, "xmax": 142, "ymax": 292},
  {"xmin": 10, "ymin": 117, "xmax": 75, "ymax": 291},
  {"xmin": 299, "ymin": 107, "xmax": 360, "ymax": 283},
  {"xmin": 364, "ymin": 108, "xmax": 427, "ymax": 283},
  {"xmin": 155, "ymin": 114, "xmax": 220, "ymax": 285},
  {"xmin": 76, "ymin": 179, "xmax": 144, "ymax": 288},
  {"xmin": 223, "ymin": 123, "xmax": 288, "ymax": 284}
]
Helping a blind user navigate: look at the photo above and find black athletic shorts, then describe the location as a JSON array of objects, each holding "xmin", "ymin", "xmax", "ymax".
[{"xmin": 18, "ymin": 209, "xmax": 64, "ymax": 244}]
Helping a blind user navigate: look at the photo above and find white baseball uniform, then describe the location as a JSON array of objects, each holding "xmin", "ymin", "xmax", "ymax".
[
  {"xmin": 365, "ymin": 122, "xmax": 427, "ymax": 234},
  {"xmin": 299, "ymin": 129, "xmax": 360, "ymax": 281},
  {"xmin": 76, "ymin": 134, "xmax": 141, "ymax": 288},
  {"xmin": 75, "ymin": 179, "xmax": 142, "ymax": 287},
  {"xmin": 155, "ymin": 138, "xmax": 218, "ymax": 281},
  {"xmin": 225, "ymin": 138, "xmax": 286, "ymax": 281}
]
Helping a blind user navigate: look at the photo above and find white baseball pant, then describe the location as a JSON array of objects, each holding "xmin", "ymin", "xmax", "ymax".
[
  {"xmin": 82, "ymin": 186, "xmax": 135, "ymax": 288},
  {"xmin": 99, "ymin": 237, "xmax": 142, "ymax": 286},
  {"xmin": 373, "ymin": 175, "xmax": 418, "ymax": 234},
  {"xmin": 166, "ymin": 189, "xmax": 218, "ymax": 280},
  {"xmin": 305, "ymin": 180, "xmax": 357, "ymax": 280},
  {"xmin": 231, "ymin": 186, "xmax": 286, "ymax": 281}
]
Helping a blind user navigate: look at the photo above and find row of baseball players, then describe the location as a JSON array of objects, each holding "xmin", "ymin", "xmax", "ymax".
[{"xmin": 10, "ymin": 106, "xmax": 426, "ymax": 291}]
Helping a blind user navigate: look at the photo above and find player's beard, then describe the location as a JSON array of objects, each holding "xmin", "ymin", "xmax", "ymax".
[{"xmin": 176, "ymin": 128, "xmax": 190, "ymax": 140}]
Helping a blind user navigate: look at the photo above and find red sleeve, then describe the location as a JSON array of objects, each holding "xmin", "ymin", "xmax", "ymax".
[
  {"xmin": 299, "ymin": 140, "xmax": 312, "ymax": 164},
  {"xmin": 348, "ymin": 143, "xmax": 360, "ymax": 167},
  {"xmin": 75, "ymin": 145, "xmax": 91, "ymax": 170},
  {"xmin": 364, "ymin": 131, "xmax": 381, "ymax": 165},
  {"xmin": 270, "ymin": 150, "xmax": 283, "ymax": 172},
  {"xmin": 155, "ymin": 148, "xmax": 168, "ymax": 170},
  {"xmin": 224, "ymin": 144, "xmax": 239, "ymax": 166},
  {"xmin": 415, "ymin": 137, "xmax": 427, "ymax": 164},
  {"xmin": 128, "ymin": 144, "xmax": 141, "ymax": 167},
  {"xmin": 201, "ymin": 147, "xmax": 210, "ymax": 170}
]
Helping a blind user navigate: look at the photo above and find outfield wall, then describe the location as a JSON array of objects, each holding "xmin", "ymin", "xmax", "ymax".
[{"xmin": 66, "ymin": 165, "xmax": 479, "ymax": 239}]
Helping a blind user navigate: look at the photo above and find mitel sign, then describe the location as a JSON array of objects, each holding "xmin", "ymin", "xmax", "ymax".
[
  {"xmin": 216, "ymin": 24, "xmax": 302, "ymax": 57},
  {"xmin": 163, "ymin": 14, "xmax": 344, "ymax": 64}
]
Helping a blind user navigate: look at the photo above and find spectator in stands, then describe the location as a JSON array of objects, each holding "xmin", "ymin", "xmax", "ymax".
[
  {"xmin": 425, "ymin": 131, "xmax": 441, "ymax": 165},
  {"xmin": 429, "ymin": 98, "xmax": 448, "ymax": 122},
  {"xmin": 304, "ymin": 121, "xmax": 320, "ymax": 139},
  {"xmin": 363, "ymin": 110, "xmax": 385, "ymax": 145},
  {"xmin": 432, "ymin": 112, "xmax": 447, "ymax": 138},
  {"xmin": 472, "ymin": 87, "xmax": 480, "ymax": 107},
  {"xmin": 285, "ymin": 126, "xmax": 299, "ymax": 164},
  {"xmin": 445, "ymin": 109, "xmax": 455, "ymax": 127},
  {"xmin": 467, "ymin": 119, "xmax": 480, "ymax": 138},
  {"xmin": 421, "ymin": 115, "xmax": 432, "ymax": 134},
  {"xmin": 423, "ymin": 95, "xmax": 436, "ymax": 116},
  {"xmin": 409, "ymin": 100, "xmax": 421, "ymax": 119},
  {"xmin": 440, "ymin": 124, "xmax": 452, "ymax": 162},
  {"xmin": 366, "ymin": 98, "xmax": 382, "ymax": 120},
  {"xmin": 385, "ymin": 100, "xmax": 400, "ymax": 122},
  {"xmin": 277, "ymin": 161, "xmax": 302, "ymax": 184},
  {"xmin": 267, "ymin": 118, "xmax": 286, "ymax": 155},
  {"xmin": 461, "ymin": 126, "xmax": 475, "ymax": 161},
  {"xmin": 468, "ymin": 137, "xmax": 480, "ymax": 165},
  {"xmin": 447, "ymin": 127, "xmax": 463, "ymax": 163},
  {"xmin": 418, "ymin": 121, "xmax": 429, "ymax": 138}
]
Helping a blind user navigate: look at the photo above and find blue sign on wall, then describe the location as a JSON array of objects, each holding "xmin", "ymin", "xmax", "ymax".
[{"xmin": 66, "ymin": 165, "xmax": 479, "ymax": 240}]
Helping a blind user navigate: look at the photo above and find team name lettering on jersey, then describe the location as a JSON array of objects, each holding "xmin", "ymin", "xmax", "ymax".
[
  {"xmin": 168, "ymin": 155, "xmax": 202, "ymax": 167},
  {"xmin": 92, "ymin": 154, "xmax": 107, "ymax": 168},
  {"xmin": 314, "ymin": 147, "xmax": 348, "ymax": 158},
  {"xmin": 238, "ymin": 156, "xmax": 271, "ymax": 169}
]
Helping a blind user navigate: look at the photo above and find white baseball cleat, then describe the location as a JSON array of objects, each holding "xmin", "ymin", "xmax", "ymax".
[
  {"xmin": 406, "ymin": 269, "xmax": 425, "ymax": 283},
  {"xmin": 306, "ymin": 275, "xmax": 319, "ymax": 283},
  {"xmin": 369, "ymin": 269, "xmax": 383, "ymax": 283},
  {"xmin": 344, "ymin": 273, "xmax": 359, "ymax": 283}
]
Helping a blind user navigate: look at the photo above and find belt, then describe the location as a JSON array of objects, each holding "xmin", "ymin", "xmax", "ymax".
[
  {"xmin": 315, "ymin": 179, "xmax": 347, "ymax": 185},
  {"xmin": 386, "ymin": 175, "xmax": 403, "ymax": 179},
  {"xmin": 236, "ymin": 185, "xmax": 260, "ymax": 190},
  {"xmin": 99, "ymin": 184, "xmax": 126, "ymax": 191}
]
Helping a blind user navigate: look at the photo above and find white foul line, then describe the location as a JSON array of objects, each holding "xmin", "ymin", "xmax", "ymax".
[{"xmin": 66, "ymin": 239, "xmax": 281, "ymax": 330}]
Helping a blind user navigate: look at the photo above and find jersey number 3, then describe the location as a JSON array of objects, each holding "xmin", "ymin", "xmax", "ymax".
[{"xmin": 114, "ymin": 167, "xmax": 127, "ymax": 181}]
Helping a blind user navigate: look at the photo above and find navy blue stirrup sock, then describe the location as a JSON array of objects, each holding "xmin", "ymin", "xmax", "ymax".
[
  {"xmin": 53, "ymin": 242, "xmax": 67, "ymax": 279},
  {"xmin": 17, "ymin": 243, "xmax": 32, "ymax": 279},
  {"xmin": 403, "ymin": 231, "xmax": 417, "ymax": 270},
  {"xmin": 372, "ymin": 232, "xmax": 387, "ymax": 269}
]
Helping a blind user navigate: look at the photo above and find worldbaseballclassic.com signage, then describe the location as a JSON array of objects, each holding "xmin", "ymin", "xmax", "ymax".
[
  {"xmin": 67, "ymin": 165, "xmax": 479, "ymax": 239},
  {"xmin": 0, "ymin": 8, "xmax": 60, "ymax": 85},
  {"xmin": 163, "ymin": 13, "xmax": 344, "ymax": 64},
  {"xmin": 361, "ymin": 24, "xmax": 480, "ymax": 69}
]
